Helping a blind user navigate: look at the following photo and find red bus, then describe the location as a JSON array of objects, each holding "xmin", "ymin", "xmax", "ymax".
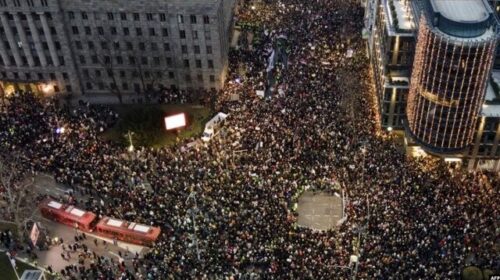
[
  {"xmin": 39, "ymin": 199, "xmax": 97, "ymax": 232},
  {"xmin": 95, "ymin": 217, "xmax": 161, "ymax": 246}
]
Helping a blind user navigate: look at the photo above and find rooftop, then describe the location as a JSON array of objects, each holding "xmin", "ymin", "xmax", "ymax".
[
  {"xmin": 431, "ymin": 0, "xmax": 490, "ymax": 23},
  {"xmin": 481, "ymin": 71, "xmax": 500, "ymax": 117},
  {"xmin": 386, "ymin": 0, "xmax": 416, "ymax": 35}
]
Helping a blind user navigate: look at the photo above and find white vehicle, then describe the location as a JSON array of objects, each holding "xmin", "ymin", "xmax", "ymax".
[{"xmin": 201, "ymin": 112, "xmax": 228, "ymax": 142}]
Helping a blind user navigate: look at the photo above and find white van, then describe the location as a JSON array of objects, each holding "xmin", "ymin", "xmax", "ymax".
[{"xmin": 201, "ymin": 112, "xmax": 228, "ymax": 142}]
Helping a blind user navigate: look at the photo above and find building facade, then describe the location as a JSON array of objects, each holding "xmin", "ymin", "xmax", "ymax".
[
  {"xmin": 406, "ymin": 0, "xmax": 498, "ymax": 153},
  {"xmin": 369, "ymin": 0, "xmax": 415, "ymax": 130},
  {"xmin": 0, "ymin": 0, "xmax": 236, "ymax": 97},
  {"xmin": 365, "ymin": 0, "xmax": 500, "ymax": 171}
]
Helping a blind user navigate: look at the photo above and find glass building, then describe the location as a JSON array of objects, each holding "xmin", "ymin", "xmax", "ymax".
[{"xmin": 406, "ymin": 0, "xmax": 498, "ymax": 153}]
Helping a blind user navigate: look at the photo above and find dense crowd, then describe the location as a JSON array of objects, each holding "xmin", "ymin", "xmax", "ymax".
[{"xmin": 0, "ymin": 0, "xmax": 498, "ymax": 279}]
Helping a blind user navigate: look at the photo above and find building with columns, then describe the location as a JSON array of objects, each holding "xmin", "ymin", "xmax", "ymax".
[{"xmin": 0, "ymin": 0, "xmax": 236, "ymax": 97}]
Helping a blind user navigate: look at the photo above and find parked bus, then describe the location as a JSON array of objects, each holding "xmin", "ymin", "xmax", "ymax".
[
  {"xmin": 39, "ymin": 199, "xmax": 97, "ymax": 232},
  {"xmin": 95, "ymin": 217, "xmax": 161, "ymax": 246},
  {"xmin": 39, "ymin": 199, "xmax": 161, "ymax": 246}
]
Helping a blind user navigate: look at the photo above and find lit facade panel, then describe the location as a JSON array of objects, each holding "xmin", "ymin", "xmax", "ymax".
[{"xmin": 407, "ymin": 10, "xmax": 498, "ymax": 153}]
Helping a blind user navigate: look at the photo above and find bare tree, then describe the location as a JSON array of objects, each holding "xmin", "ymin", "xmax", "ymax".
[
  {"xmin": 0, "ymin": 157, "xmax": 38, "ymax": 240},
  {"xmin": 89, "ymin": 37, "xmax": 124, "ymax": 104}
]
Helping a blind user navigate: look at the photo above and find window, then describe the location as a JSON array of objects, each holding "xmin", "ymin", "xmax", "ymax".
[
  {"xmin": 107, "ymin": 12, "xmax": 114, "ymax": 20},
  {"xmin": 206, "ymin": 46, "xmax": 212, "ymax": 54},
  {"xmin": 151, "ymin": 42, "xmax": 158, "ymax": 51},
  {"xmin": 179, "ymin": 30, "xmax": 186, "ymax": 39},
  {"xmin": 75, "ymin": 41, "xmax": 82, "ymax": 50},
  {"xmin": 123, "ymin": 27, "xmax": 129, "ymax": 36},
  {"xmin": 66, "ymin": 85, "xmax": 72, "ymax": 92},
  {"xmin": 195, "ymin": 59, "xmax": 201, "ymax": 68},
  {"xmin": 62, "ymin": 72, "xmax": 69, "ymax": 80},
  {"xmin": 110, "ymin": 27, "xmax": 117, "ymax": 35},
  {"xmin": 194, "ymin": 45, "xmax": 200, "ymax": 54},
  {"xmin": 129, "ymin": 56, "xmax": 136, "ymax": 65},
  {"xmin": 192, "ymin": 31, "xmax": 198, "ymax": 39},
  {"xmin": 164, "ymin": 43, "xmax": 170, "ymax": 51},
  {"xmin": 181, "ymin": 45, "xmax": 188, "ymax": 54},
  {"xmin": 88, "ymin": 41, "xmax": 94, "ymax": 49},
  {"xmin": 119, "ymin": 71, "xmax": 125, "ymax": 78},
  {"xmin": 126, "ymin": 41, "xmax": 133, "ymax": 50},
  {"xmin": 95, "ymin": 70, "xmax": 101, "ymax": 77},
  {"xmin": 84, "ymin": 26, "xmax": 91, "ymax": 35},
  {"xmin": 209, "ymin": 75, "xmax": 215, "ymax": 82},
  {"xmin": 91, "ymin": 55, "xmax": 98, "ymax": 64},
  {"xmin": 185, "ymin": 74, "xmax": 191, "ymax": 82},
  {"xmin": 40, "ymin": 0, "xmax": 47, "ymax": 6},
  {"xmin": 133, "ymin": 13, "xmax": 140, "ymax": 21},
  {"xmin": 136, "ymin": 28, "xmax": 142, "ymax": 36},
  {"xmin": 205, "ymin": 30, "xmax": 211, "ymax": 40},
  {"xmin": 169, "ymin": 72, "xmax": 174, "ymax": 79},
  {"xmin": 72, "ymin": 26, "xmax": 79, "ymax": 35},
  {"xmin": 97, "ymin": 27, "xmax": 104, "ymax": 35},
  {"xmin": 166, "ymin": 57, "xmax": 172, "ymax": 67},
  {"xmin": 120, "ymin": 13, "xmax": 127, "ymax": 21},
  {"xmin": 68, "ymin": 12, "xmax": 75, "ymax": 19},
  {"xmin": 149, "ymin": 28, "xmax": 155, "ymax": 36},
  {"xmin": 183, "ymin": 59, "xmax": 189, "ymax": 68},
  {"xmin": 81, "ymin": 12, "xmax": 88, "ymax": 20},
  {"xmin": 177, "ymin": 14, "xmax": 184, "ymax": 23},
  {"xmin": 146, "ymin": 13, "xmax": 153, "ymax": 21},
  {"xmin": 122, "ymin": 82, "xmax": 128, "ymax": 90},
  {"xmin": 203, "ymin": 15, "xmax": 209, "ymax": 24},
  {"xmin": 190, "ymin": 15, "xmax": 197, "ymax": 24},
  {"xmin": 207, "ymin": 59, "xmax": 214, "ymax": 69},
  {"xmin": 101, "ymin": 41, "xmax": 108, "ymax": 50},
  {"xmin": 197, "ymin": 74, "xmax": 203, "ymax": 82},
  {"xmin": 162, "ymin": 28, "xmax": 168, "ymax": 37},
  {"xmin": 153, "ymin": 57, "xmax": 160, "ymax": 66},
  {"xmin": 54, "ymin": 42, "xmax": 61, "ymax": 50},
  {"xmin": 141, "ymin": 57, "xmax": 147, "ymax": 65},
  {"xmin": 86, "ymin": 82, "xmax": 92, "ymax": 90},
  {"xmin": 139, "ymin": 42, "xmax": 145, "ymax": 51},
  {"xmin": 160, "ymin": 13, "xmax": 166, "ymax": 22}
]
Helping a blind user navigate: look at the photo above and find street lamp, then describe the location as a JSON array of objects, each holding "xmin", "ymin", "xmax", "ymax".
[
  {"xmin": 126, "ymin": 131, "xmax": 135, "ymax": 152},
  {"xmin": 387, "ymin": 126, "xmax": 393, "ymax": 132}
]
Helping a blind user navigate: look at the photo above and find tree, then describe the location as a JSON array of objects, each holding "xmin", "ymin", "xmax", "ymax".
[
  {"xmin": 89, "ymin": 37, "xmax": 124, "ymax": 104},
  {"xmin": 0, "ymin": 157, "xmax": 38, "ymax": 241}
]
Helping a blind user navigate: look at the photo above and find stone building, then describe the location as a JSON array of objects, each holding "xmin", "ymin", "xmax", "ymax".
[{"xmin": 0, "ymin": 0, "xmax": 236, "ymax": 98}]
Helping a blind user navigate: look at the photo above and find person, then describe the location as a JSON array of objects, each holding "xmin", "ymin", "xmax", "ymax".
[{"xmin": 0, "ymin": 0, "xmax": 497, "ymax": 279}]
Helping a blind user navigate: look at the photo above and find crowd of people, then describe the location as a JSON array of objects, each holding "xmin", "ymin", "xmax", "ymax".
[{"xmin": 0, "ymin": 0, "xmax": 498, "ymax": 279}]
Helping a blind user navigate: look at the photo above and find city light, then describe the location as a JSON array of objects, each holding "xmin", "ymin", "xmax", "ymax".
[{"xmin": 41, "ymin": 83, "xmax": 54, "ymax": 94}]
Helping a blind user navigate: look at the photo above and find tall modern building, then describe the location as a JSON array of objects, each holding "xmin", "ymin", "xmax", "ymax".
[
  {"xmin": 365, "ymin": 0, "xmax": 500, "ymax": 171},
  {"xmin": 0, "ymin": 0, "xmax": 236, "ymax": 98},
  {"xmin": 406, "ymin": 0, "xmax": 498, "ymax": 153}
]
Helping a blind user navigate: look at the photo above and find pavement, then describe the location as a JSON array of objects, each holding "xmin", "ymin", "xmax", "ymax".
[
  {"xmin": 297, "ymin": 191, "xmax": 343, "ymax": 231},
  {"xmin": 26, "ymin": 173, "xmax": 148, "ymax": 274}
]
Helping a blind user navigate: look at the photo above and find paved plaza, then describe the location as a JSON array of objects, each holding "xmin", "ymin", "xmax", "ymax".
[{"xmin": 297, "ymin": 191, "xmax": 343, "ymax": 231}]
